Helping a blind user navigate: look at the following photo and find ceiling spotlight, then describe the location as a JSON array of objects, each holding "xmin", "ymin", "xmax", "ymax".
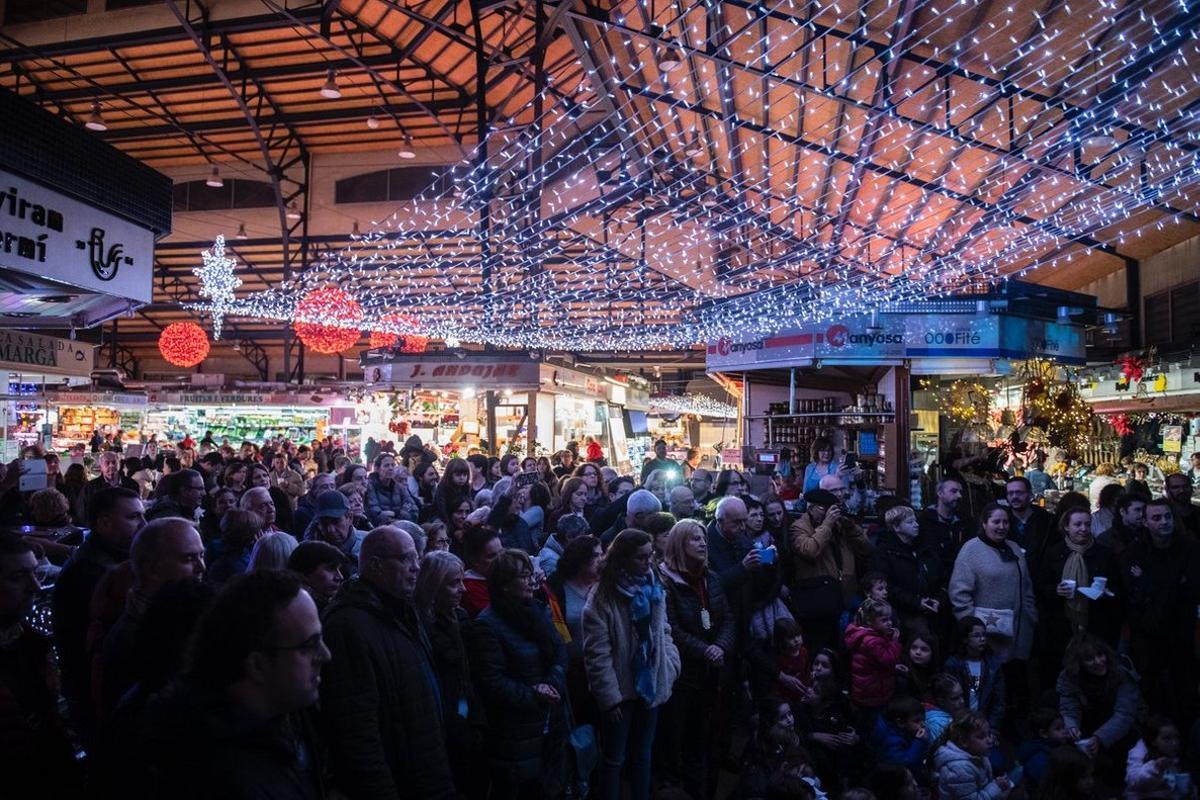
[
  {"xmin": 286, "ymin": 202, "xmax": 302, "ymax": 220},
  {"xmin": 366, "ymin": 115, "xmax": 381, "ymax": 130},
  {"xmin": 684, "ymin": 133, "xmax": 704, "ymax": 158},
  {"xmin": 398, "ymin": 136, "xmax": 416, "ymax": 159},
  {"xmin": 1082, "ymin": 133, "xmax": 1118, "ymax": 151},
  {"xmin": 657, "ymin": 41, "xmax": 683, "ymax": 73},
  {"xmin": 235, "ymin": 222, "xmax": 248, "ymax": 240},
  {"xmin": 351, "ymin": 220, "xmax": 361, "ymax": 238},
  {"xmin": 320, "ymin": 67, "xmax": 341, "ymax": 100},
  {"xmin": 84, "ymin": 101, "xmax": 107, "ymax": 132},
  {"xmin": 206, "ymin": 165, "xmax": 224, "ymax": 188}
]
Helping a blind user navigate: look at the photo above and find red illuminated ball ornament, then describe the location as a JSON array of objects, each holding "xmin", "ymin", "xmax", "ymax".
[
  {"xmin": 158, "ymin": 322, "xmax": 210, "ymax": 368},
  {"xmin": 293, "ymin": 287, "xmax": 363, "ymax": 354},
  {"xmin": 369, "ymin": 313, "xmax": 428, "ymax": 353}
]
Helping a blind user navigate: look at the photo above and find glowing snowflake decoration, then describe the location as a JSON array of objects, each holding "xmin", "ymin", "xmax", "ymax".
[{"xmin": 193, "ymin": 235, "xmax": 242, "ymax": 339}]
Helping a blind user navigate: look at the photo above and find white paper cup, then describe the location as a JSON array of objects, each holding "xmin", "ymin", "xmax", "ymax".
[
  {"xmin": 1092, "ymin": 577, "xmax": 1107, "ymax": 593},
  {"xmin": 1061, "ymin": 579, "xmax": 1077, "ymax": 598}
]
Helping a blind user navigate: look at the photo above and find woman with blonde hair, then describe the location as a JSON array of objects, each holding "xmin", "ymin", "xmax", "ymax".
[{"xmin": 658, "ymin": 519, "xmax": 735, "ymax": 799}]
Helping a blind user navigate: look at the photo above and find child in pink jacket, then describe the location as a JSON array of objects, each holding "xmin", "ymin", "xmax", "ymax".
[{"xmin": 844, "ymin": 597, "xmax": 902, "ymax": 712}]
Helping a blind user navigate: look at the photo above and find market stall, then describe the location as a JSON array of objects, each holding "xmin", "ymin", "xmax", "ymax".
[
  {"xmin": 707, "ymin": 302, "xmax": 1086, "ymax": 507},
  {"xmin": 142, "ymin": 389, "xmax": 333, "ymax": 447},
  {"xmin": 48, "ymin": 390, "xmax": 147, "ymax": 451},
  {"xmin": 0, "ymin": 332, "xmax": 97, "ymax": 458},
  {"xmin": 364, "ymin": 355, "xmax": 543, "ymax": 457}
]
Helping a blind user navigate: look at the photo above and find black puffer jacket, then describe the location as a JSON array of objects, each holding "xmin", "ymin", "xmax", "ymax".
[
  {"xmin": 320, "ymin": 579, "xmax": 455, "ymax": 800},
  {"xmin": 467, "ymin": 600, "xmax": 568, "ymax": 781},
  {"xmin": 661, "ymin": 565, "xmax": 736, "ymax": 689}
]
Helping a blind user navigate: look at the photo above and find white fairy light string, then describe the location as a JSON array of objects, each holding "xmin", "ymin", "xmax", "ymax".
[
  {"xmin": 189, "ymin": 0, "xmax": 1200, "ymax": 350},
  {"xmin": 650, "ymin": 393, "xmax": 739, "ymax": 419}
]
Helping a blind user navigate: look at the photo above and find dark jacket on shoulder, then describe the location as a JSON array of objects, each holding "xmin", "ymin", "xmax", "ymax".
[
  {"xmin": 661, "ymin": 565, "xmax": 737, "ymax": 689},
  {"xmin": 870, "ymin": 529, "xmax": 943, "ymax": 620},
  {"xmin": 320, "ymin": 578, "xmax": 454, "ymax": 800},
  {"xmin": 144, "ymin": 683, "xmax": 325, "ymax": 800}
]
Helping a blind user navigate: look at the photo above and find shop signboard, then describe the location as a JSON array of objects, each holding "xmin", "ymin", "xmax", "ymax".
[
  {"xmin": 0, "ymin": 168, "xmax": 154, "ymax": 303},
  {"xmin": 705, "ymin": 312, "xmax": 1085, "ymax": 371},
  {"xmin": 50, "ymin": 390, "xmax": 147, "ymax": 407},
  {"xmin": 146, "ymin": 390, "xmax": 351, "ymax": 407},
  {"xmin": 542, "ymin": 365, "xmax": 607, "ymax": 397},
  {"xmin": 0, "ymin": 331, "xmax": 94, "ymax": 378},
  {"xmin": 365, "ymin": 359, "xmax": 541, "ymax": 390}
]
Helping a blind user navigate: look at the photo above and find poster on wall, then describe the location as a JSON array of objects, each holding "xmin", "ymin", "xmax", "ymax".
[{"xmin": 1163, "ymin": 424, "xmax": 1183, "ymax": 454}]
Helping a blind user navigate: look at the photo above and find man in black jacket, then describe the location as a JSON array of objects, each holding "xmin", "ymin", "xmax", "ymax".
[
  {"xmin": 320, "ymin": 526, "xmax": 455, "ymax": 800},
  {"xmin": 77, "ymin": 451, "xmax": 139, "ymax": 524},
  {"xmin": 917, "ymin": 478, "xmax": 976, "ymax": 576},
  {"xmin": 1097, "ymin": 493, "xmax": 1144, "ymax": 557},
  {"xmin": 52, "ymin": 486, "xmax": 144, "ymax": 747},
  {"xmin": 1005, "ymin": 476, "xmax": 1055, "ymax": 570},
  {"xmin": 1124, "ymin": 499, "xmax": 1200, "ymax": 718},
  {"xmin": 144, "ymin": 570, "xmax": 330, "ymax": 799}
]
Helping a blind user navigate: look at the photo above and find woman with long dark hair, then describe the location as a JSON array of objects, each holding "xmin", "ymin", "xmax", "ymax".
[
  {"xmin": 583, "ymin": 529, "xmax": 680, "ymax": 800},
  {"xmin": 573, "ymin": 462, "xmax": 611, "ymax": 521},
  {"xmin": 548, "ymin": 477, "xmax": 589, "ymax": 536},
  {"xmin": 1056, "ymin": 633, "xmax": 1139, "ymax": 783},
  {"xmin": 433, "ymin": 457, "xmax": 473, "ymax": 525},
  {"xmin": 469, "ymin": 549, "xmax": 568, "ymax": 799}
]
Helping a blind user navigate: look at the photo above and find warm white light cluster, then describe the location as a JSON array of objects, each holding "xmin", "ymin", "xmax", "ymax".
[
  {"xmin": 190, "ymin": 0, "xmax": 1200, "ymax": 350},
  {"xmin": 192, "ymin": 235, "xmax": 243, "ymax": 340},
  {"xmin": 650, "ymin": 393, "xmax": 738, "ymax": 419}
]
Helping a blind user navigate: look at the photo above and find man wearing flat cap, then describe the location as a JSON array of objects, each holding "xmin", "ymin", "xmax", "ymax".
[{"xmin": 789, "ymin": 488, "xmax": 873, "ymax": 653}]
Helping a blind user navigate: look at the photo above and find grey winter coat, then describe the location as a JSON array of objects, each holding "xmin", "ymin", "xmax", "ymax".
[
  {"xmin": 934, "ymin": 740, "xmax": 1005, "ymax": 800},
  {"xmin": 582, "ymin": 580, "xmax": 681, "ymax": 711},
  {"xmin": 949, "ymin": 536, "xmax": 1037, "ymax": 662}
]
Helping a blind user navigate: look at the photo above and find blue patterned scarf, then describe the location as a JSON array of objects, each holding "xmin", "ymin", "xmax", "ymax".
[{"xmin": 616, "ymin": 569, "xmax": 664, "ymax": 705}]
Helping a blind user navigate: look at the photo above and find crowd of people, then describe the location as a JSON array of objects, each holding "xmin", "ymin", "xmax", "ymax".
[{"xmin": 0, "ymin": 431, "xmax": 1199, "ymax": 800}]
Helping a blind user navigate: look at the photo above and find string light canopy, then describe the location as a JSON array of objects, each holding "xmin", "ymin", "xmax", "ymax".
[
  {"xmin": 187, "ymin": 0, "xmax": 1200, "ymax": 352},
  {"xmin": 158, "ymin": 322, "xmax": 211, "ymax": 367}
]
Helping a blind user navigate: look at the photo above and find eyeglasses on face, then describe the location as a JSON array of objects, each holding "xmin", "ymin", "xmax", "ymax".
[{"xmin": 265, "ymin": 632, "xmax": 326, "ymax": 657}]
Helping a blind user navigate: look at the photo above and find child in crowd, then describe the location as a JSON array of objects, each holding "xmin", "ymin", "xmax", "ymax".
[
  {"xmin": 797, "ymin": 648, "xmax": 859, "ymax": 791},
  {"xmin": 1126, "ymin": 715, "xmax": 1189, "ymax": 799},
  {"xmin": 1017, "ymin": 707, "xmax": 1074, "ymax": 793},
  {"xmin": 934, "ymin": 712, "xmax": 1012, "ymax": 800},
  {"xmin": 944, "ymin": 616, "xmax": 1007, "ymax": 731},
  {"xmin": 1042, "ymin": 744, "xmax": 1097, "ymax": 800},
  {"xmin": 845, "ymin": 598, "xmax": 902, "ymax": 728},
  {"xmin": 768, "ymin": 618, "xmax": 809, "ymax": 705},
  {"xmin": 925, "ymin": 673, "xmax": 967, "ymax": 743},
  {"xmin": 868, "ymin": 695, "xmax": 930, "ymax": 775},
  {"xmin": 895, "ymin": 629, "xmax": 940, "ymax": 701},
  {"xmin": 842, "ymin": 572, "xmax": 890, "ymax": 633}
]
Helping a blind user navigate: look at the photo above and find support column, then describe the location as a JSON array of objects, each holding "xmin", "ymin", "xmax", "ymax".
[
  {"xmin": 1125, "ymin": 256, "xmax": 1141, "ymax": 349},
  {"xmin": 485, "ymin": 390, "xmax": 499, "ymax": 456}
]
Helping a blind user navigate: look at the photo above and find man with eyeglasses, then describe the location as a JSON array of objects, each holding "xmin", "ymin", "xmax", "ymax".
[
  {"xmin": 146, "ymin": 469, "xmax": 207, "ymax": 522},
  {"xmin": 92, "ymin": 517, "xmax": 206, "ymax": 721},
  {"xmin": 145, "ymin": 570, "xmax": 331, "ymax": 797},
  {"xmin": 689, "ymin": 469, "xmax": 715, "ymax": 506},
  {"xmin": 321, "ymin": 526, "xmax": 456, "ymax": 799}
]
